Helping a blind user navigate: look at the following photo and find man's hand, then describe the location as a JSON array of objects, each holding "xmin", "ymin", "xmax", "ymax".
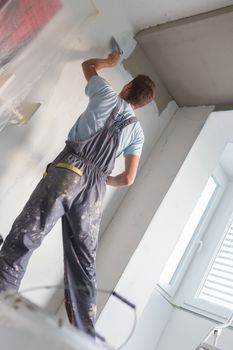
[
  {"xmin": 106, "ymin": 155, "xmax": 140, "ymax": 187},
  {"xmin": 107, "ymin": 50, "xmax": 120, "ymax": 67},
  {"xmin": 82, "ymin": 50, "xmax": 120, "ymax": 81}
]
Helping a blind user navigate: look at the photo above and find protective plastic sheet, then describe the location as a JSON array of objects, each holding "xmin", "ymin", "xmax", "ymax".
[
  {"xmin": 0, "ymin": 0, "xmax": 97, "ymax": 131},
  {"xmin": 0, "ymin": 0, "xmax": 61, "ymax": 67}
]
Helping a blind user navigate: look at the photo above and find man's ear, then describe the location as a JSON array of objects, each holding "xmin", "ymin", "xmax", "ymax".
[{"xmin": 125, "ymin": 81, "xmax": 133, "ymax": 90}]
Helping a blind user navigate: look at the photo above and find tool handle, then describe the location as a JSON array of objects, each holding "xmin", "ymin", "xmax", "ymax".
[{"xmin": 112, "ymin": 291, "xmax": 136, "ymax": 309}]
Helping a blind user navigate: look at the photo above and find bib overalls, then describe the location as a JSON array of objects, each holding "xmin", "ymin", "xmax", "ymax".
[{"xmin": 0, "ymin": 98, "xmax": 137, "ymax": 334}]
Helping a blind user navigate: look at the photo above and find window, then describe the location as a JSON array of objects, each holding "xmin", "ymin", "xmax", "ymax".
[
  {"xmin": 197, "ymin": 216, "xmax": 233, "ymax": 310},
  {"xmin": 159, "ymin": 175, "xmax": 221, "ymax": 296},
  {"xmin": 170, "ymin": 173, "xmax": 233, "ymax": 320}
]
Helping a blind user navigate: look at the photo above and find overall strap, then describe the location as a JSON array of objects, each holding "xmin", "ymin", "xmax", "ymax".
[
  {"xmin": 110, "ymin": 116, "xmax": 138, "ymax": 134},
  {"xmin": 105, "ymin": 97, "xmax": 122, "ymax": 128}
]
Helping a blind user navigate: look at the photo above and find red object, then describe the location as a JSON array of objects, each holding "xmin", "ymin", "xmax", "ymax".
[
  {"xmin": 0, "ymin": 0, "xmax": 9, "ymax": 10},
  {"xmin": 0, "ymin": 0, "xmax": 62, "ymax": 66}
]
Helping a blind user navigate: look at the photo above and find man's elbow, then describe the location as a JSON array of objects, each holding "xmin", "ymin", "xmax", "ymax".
[
  {"xmin": 124, "ymin": 174, "xmax": 135, "ymax": 186},
  {"xmin": 81, "ymin": 61, "xmax": 89, "ymax": 72},
  {"xmin": 82, "ymin": 59, "xmax": 89, "ymax": 66}
]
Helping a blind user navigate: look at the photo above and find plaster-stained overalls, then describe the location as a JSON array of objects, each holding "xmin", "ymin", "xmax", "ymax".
[{"xmin": 0, "ymin": 97, "xmax": 137, "ymax": 335}]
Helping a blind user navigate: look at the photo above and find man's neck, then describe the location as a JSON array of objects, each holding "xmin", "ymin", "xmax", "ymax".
[{"xmin": 119, "ymin": 95, "xmax": 137, "ymax": 110}]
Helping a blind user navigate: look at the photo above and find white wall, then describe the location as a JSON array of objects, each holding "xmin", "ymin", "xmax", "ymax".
[
  {"xmin": 0, "ymin": 0, "xmax": 172, "ymax": 311},
  {"xmin": 103, "ymin": 109, "xmax": 233, "ymax": 350},
  {"xmin": 123, "ymin": 290, "xmax": 173, "ymax": 350},
  {"xmin": 0, "ymin": 0, "xmax": 133, "ymax": 306},
  {"xmin": 96, "ymin": 105, "xmax": 213, "ymax": 347}
]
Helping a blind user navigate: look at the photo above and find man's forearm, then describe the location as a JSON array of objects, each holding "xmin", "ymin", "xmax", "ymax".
[
  {"xmin": 82, "ymin": 58, "xmax": 113, "ymax": 70},
  {"xmin": 82, "ymin": 51, "xmax": 120, "ymax": 81},
  {"xmin": 106, "ymin": 173, "xmax": 134, "ymax": 187},
  {"xmin": 107, "ymin": 155, "xmax": 140, "ymax": 188},
  {"xmin": 82, "ymin": 51, "xmax": 120, "ymax": 70}
]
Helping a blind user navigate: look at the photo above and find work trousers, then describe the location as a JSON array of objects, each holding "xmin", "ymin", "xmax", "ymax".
[{"xmin": 0, "ymin": 157, "xmax": 106, "ymax": 334}]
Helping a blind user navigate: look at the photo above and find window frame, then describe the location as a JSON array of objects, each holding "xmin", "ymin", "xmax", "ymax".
[
  {"xmin": 184, "ymin": 196, "xmax": 233, "ymax": 319},
  {"xmin": 174, "ymin": 176, "xmax": 233, "ymax": 320},
  {"xmin": 158, "ymin": 165, "xmax": 228, "ymax": 298}
]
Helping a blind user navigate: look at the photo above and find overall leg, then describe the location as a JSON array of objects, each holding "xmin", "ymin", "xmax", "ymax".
[
  {"xmin": 62, "ymin": 182, "xmax": 104, "ymax": 335},
  {"xmin": 0, "ymin": 167, "xmax": 82, "ymax": 291}
]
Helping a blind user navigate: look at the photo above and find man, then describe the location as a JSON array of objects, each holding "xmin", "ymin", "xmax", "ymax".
[{"xmin": 0, "ymin": 50, "xmax": 155, "ymax": 335}]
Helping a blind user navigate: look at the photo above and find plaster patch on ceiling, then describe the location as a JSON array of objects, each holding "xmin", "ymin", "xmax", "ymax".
[
  {"xmin": 121, "ymin": 0, "xmax": 233, "ymax": 31},
  {"xmin": 136, "ymin": 6, "xmax": 233, "ymax": 107}
]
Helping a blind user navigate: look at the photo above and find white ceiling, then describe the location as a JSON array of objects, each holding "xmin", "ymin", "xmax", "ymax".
[{"xmin": 122, "ymin": 0, "xmax": 233, "ymax": 31}]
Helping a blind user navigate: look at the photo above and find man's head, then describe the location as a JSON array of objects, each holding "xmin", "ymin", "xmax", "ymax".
[{"xmin": 119, "ymin": 75, "xmax": 156, "ymax": 109}]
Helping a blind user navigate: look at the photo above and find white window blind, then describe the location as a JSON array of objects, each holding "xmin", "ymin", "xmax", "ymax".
[{"xmin": 198, "ymin": 223, "xmax": 233, "ymax": 310}]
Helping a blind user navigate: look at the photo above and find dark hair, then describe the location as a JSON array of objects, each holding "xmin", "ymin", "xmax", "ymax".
[{"xmin": 126, "ymin": 75, "xmax": 156, "ymax": 107}]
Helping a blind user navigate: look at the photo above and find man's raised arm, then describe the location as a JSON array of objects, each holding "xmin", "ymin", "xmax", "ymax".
[{"xmin": 81, "ymin": 50, "xmax": 120, "ymax": 81}]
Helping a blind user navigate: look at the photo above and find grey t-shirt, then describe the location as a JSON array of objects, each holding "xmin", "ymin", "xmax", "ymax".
[{"xmin": 68, "ymin": 75, "xmax": 144, "ymax": 158}]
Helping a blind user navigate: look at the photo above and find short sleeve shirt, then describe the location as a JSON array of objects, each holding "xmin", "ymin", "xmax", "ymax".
[{"xmin": 68, "ymin": 75, "xmax": 144, "ymax": 158}]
